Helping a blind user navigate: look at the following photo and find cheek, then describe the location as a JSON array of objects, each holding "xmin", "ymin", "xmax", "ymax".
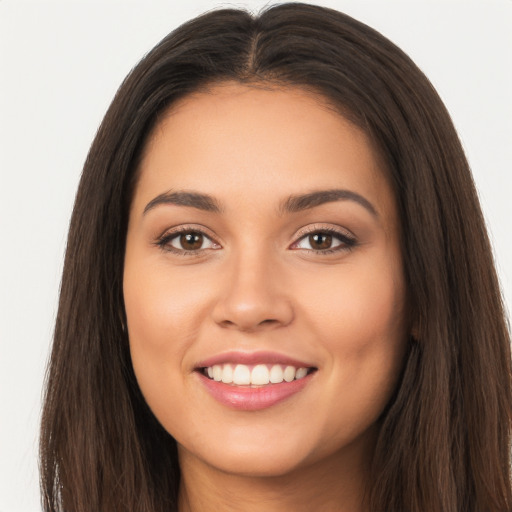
[
  {"xmin": 301, "ymin": 256, "xmax": 406, "ymax": 345},
  {"xmin": 296, "ymin": 255, "xmax": 407, "ymax": 431},
  {"xmin": 124, "ymin": 256, "xmax": 210, "ymax": 350},
  {"xmin": 122, "ymin": 256, "xmax": 209, "ymax": 413}
]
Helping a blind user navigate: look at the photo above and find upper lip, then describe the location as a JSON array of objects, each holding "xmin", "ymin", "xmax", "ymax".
[{"xmin": 195, "ymin": 351, "xmax": 316, "ymax": 369}]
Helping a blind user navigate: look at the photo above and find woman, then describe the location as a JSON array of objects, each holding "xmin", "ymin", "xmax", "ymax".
[{"xmin": 39, "ymin": 3, "xmax": 512, "ymax": 511}]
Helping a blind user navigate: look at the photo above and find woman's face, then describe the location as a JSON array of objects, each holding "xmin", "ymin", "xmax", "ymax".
[{"xmin": 124, "ymin": 82, "xmax": 408, "ymax": 477}]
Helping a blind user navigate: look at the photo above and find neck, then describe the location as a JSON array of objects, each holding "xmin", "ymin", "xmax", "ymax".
[{"xmin": 177, "ymin": 430, "xmax": 374, "ymax": 512}]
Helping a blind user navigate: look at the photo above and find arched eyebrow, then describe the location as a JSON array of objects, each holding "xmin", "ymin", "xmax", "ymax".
[
  {"xmin": 143, "ymin": 190, "xmax": 222, "ymax": 215},
  {"xmin": 279, "ymin": 189, "xmax": 378, "ymax": 217},
  {"xmin": 143, "ymin": 188, "xmax": 377, "ymax": 218}
]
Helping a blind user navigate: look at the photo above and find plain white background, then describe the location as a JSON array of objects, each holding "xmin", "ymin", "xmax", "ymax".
[{"xmin": 1, "ymin": 1, "xmax": 510, "ymax": 510}]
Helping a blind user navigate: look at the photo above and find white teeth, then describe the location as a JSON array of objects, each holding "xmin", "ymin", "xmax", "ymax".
[
  {"xmin": 212, "ymin": 365, "xmax": 222, "ymax": 381},
  {"xmin": 269, "ymin": 364, "xmax": 284, "ymax": 383},
  {"xmin": 221, "ymin": 364, "xmax": 233, "ymax": 384},
  {"xmin": 283, "ymin": 365, "xmax": 295, "ymax": 382},
  {"xmin": 233, "ymin": 364, "xmax": 251, "ymax": 385},
  {"xmin": 251, "ymin": 364, "xmax": 270, "ymax": 385},
  {"xmin": 204, "ymin": 363, "xmax": 312, "ymax": 385},
  {"xmin": 295, "ymin": 367, "xmax": 308, "ymax": 379}
]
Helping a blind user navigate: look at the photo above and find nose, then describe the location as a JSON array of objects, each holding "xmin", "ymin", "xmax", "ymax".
[{"xmin": 211, "ymin": 251, "xmax": 294, "ymax": 332}]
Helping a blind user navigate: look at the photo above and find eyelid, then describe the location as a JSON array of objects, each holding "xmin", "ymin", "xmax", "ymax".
[
  {"xmin": 292, "ymin": 223, "xmax": 356, "ymax": 242},
  {"xmin": 154, "ymin": 224, "xmax": 222, "ymax": 253},
  {"xmin": 153, "ymin": 223, "xmax": 356, "ymax": 255},
  {"xmin": 289, "ymin": 224, "xmax": 357, "ymax": 251}
]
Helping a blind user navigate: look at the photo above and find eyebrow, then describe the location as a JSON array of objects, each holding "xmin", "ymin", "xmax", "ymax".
[
  {"xmin": 143, "ymin": 190, "xmax": 222, "ymax": 215},
  {"xmin": 143, "ymin": 188, "xmax": 377, "ymax": 218},
  {"xmin": 280, "ymin": 189, "xmax": 378, "ymax": 217}
]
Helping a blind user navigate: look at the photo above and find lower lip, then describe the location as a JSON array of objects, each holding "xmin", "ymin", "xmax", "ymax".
[{"xmin": 197, "ymin": 372, "xmax": 314, "ymax": 411}]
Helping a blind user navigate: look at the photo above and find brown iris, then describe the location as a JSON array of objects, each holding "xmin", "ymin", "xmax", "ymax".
[
  {"xmin": 309, "ymin": 233, "xmax": 333, "ymax": 250},
  {"xmin": 180, "ymin": 232, "xmax": 204, "ymax": 250}
]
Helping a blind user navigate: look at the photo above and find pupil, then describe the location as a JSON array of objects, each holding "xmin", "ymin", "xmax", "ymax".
[
  {"xmin": 180, "ymin": 232, "xmax": 203, "ymax": 250},
  {"xmin": 310, "ymin": 233, "xmax": 332, "ymax": 250}
]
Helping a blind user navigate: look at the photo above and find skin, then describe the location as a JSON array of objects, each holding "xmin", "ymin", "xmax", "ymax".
[{"xmin": 123, "ymin": 82, "xmax": 409, "ymax": 511}]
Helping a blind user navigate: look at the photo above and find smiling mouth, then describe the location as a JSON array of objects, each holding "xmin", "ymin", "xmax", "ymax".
[{"xmin": 199, "ymin": 363, "xmax": 317, "ymax": 386}]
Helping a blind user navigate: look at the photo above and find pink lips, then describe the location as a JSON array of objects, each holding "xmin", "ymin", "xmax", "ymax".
[{"xmin": 195, "ymin": 351, "xmax": 316, "ymax": 411}]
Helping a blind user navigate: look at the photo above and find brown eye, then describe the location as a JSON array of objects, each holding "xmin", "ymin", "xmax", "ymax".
[
  {"xmin": 292, "ymin": 229, "xmax": 356, "ymax": 253},
  {"xmin": 163, "ymin": 230, "xmax": 219, "ymax": 253},
  {"xmin": 308, "ymin": 233, "xmax": 332, "ymax": 250},
  {"xmin": 179, "ymin": 232, "xmax": 203, "ymax": 250}
]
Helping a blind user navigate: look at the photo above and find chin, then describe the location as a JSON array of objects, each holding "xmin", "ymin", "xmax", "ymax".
[
  {"xmin": 197, "ymin": 450, "xmax": 308, "ymax": 478},
  {"xmin": 177, "ymin": 431, "xmax": 316, "ymax": 478}
]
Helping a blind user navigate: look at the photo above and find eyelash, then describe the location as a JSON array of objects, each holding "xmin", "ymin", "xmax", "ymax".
[
  {"xmin": 154, "ymin": 225, "xmax": 357, "ymax": 256},
  {"xmin": 291, "ymin": 226, "xmax": 357, "ymax": 254},
  {"xmin": 154, "ymin": 226, "xmax": 219, "ymax": 256}
]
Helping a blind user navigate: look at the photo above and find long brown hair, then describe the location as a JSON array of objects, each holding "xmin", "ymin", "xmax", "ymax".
[{"xmin": 40, "ymin": 3, "xmax": 512, "ymax": 511}]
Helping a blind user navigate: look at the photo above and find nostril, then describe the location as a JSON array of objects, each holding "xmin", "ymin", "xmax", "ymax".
[
  {"xmin": 217, "ymin": 318, "xmax": 281, "ymax": 331},
  {"xmin": 211, "ymin": 294, "xmax": 294, "ymax": 331}
]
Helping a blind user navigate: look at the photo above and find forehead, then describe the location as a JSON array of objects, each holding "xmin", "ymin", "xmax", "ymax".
[{"xmin": 134, "ymin": 82, "xmax": 395, "ymax": 221}]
